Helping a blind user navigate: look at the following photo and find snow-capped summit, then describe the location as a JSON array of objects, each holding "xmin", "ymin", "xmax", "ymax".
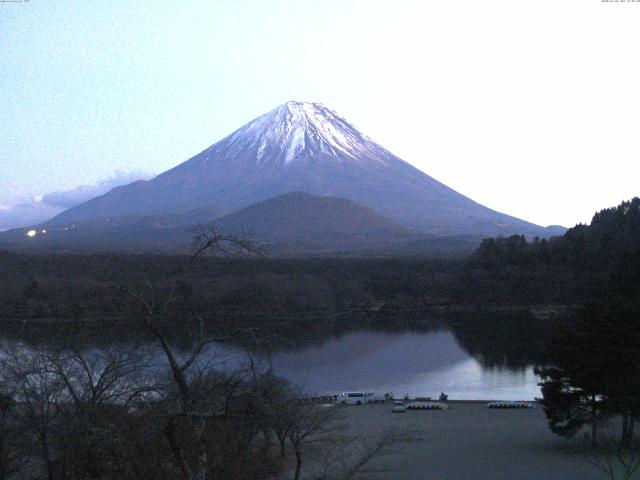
[
  {"xmin": 195, "ymin": 101, "xmax": 390, "ymax": 167},
  {"xmin": 46, "ymin": 102, "xmax": 560, "ymax": 237}
]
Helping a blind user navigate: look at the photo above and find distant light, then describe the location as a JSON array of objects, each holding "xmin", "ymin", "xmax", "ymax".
[
  {"xmin": 26, "ymin": 230, "xmax": 37, "ymax": 237},
  {"xmin": 41, "ymin": 229, "xmax": 47, "ymax": 234}
]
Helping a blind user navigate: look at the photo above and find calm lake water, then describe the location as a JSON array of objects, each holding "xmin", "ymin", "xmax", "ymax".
[
  {"xmin": 266, "ymin": 330, "xmax": 541, "ymax": 401},
  {"xmin": 2, "ymin": 325, "xmax": 543, "ymax": 401}
]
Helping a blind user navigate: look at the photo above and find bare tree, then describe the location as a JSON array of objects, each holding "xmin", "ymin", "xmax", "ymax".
[
  {"xmin": 0, "ymin": 388, "xmax": 24, "ymax": 480},
  {"xmin": 287, "ymin": 405, "xmax": 337, "ymax": 480},
  {"xmin": 3, "ymin": 348, "xmax": 66, "ymax": 480},
  {"xmin": 585, "ymin": 425, "xmax": 640, "ymax": 480},
  {"xmin": 308, "ymin": 429, "xmax": 407, "ymax": 480},
  {"xmin": 44, "ymin": 345, "xmax": 154, "ymax": 409},
  {"xmin": 257, "ymin": 375, "xmax": 298, "ymax": 458},
  {"xmin": 281, "ymin": 403, "xmax": 410, "ymax": 480},
  {"xmin": 190, "ymin": 225, "xmax": 267, "ymax": 263},
  {"xmin": 46, "ymin": 345, "xmax": 154, "ymax": 480},
  {"xmin": 1, "ymin": 342, "xmax": 157, "ymax": 480},
  {"xmin": 120, "ymin": 228, "xmax": 269, "ymax": 480}
]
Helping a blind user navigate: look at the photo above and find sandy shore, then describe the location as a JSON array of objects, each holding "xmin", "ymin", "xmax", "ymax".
[{"xmin": 325, "ymin": 402, "xmax": 604, "ymax": 480}]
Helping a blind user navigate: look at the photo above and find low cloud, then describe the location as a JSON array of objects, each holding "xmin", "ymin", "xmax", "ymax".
[
  {"xmin": 42, "ymin": 170, "xmax": 154, "ymax": 209},
  {"xmin": 0, "ymin": 198, "xmax": 62, "ymax": 231},
  {"xmin": 0, "ymin": 170, "xmax": 154, "ymax": 231}
]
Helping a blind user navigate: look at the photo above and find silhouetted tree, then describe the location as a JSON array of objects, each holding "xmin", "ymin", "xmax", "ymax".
[{"xmin": 537, "ymin": 302, "xmax": 640, "ymax": 445}]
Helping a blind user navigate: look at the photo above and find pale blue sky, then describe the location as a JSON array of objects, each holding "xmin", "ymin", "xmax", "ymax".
[{"xmin": 2, "ymin": 0, "xmax": 640, "ymax": 230}]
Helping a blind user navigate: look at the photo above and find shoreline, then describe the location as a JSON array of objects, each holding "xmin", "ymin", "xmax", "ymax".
[{"xmin": 306, "ymin": 398, "xmax": 540, "ymax": 405}]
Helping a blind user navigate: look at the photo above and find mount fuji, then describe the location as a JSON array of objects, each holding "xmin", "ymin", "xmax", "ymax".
[{"xmin": 7, "ymin": 101, "xmax": 563, "ymax": 253}]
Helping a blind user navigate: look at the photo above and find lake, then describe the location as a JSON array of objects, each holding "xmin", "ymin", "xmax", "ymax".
[
  {"xmin": 266, "ymin": 329, "xmax": 541, "ymax": 400},
  {"xmin": 1, "ymin": 319, "xmax": 545, "ymax": 401}
]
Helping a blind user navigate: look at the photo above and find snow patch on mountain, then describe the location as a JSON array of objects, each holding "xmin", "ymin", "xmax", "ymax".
[{"xmin": 203, "ymin": 101, "xmax": 390, "ymax": 167}]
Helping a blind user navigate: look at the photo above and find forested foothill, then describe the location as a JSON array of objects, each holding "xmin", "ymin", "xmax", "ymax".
[{"xmin": 7, "ymin": 200, "xmax": 640, "ymax": 329}]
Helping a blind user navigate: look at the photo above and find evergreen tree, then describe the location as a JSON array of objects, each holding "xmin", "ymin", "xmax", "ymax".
[{"xmin": 537, "ymin": 302, "xmax": 640, "ymax": 445}]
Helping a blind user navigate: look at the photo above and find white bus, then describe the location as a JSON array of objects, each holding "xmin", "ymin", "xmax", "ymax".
[{"xmin": 335, "ymin": 392, "xmax": 375, "ymax": 405}]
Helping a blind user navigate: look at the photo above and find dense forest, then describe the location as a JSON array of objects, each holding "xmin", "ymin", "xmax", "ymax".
[
  {"xmin": 0, "ymin": 254, "xmax": 461, "ymax": 322},
  {"xmin": 461, "ymin": 197, "xmax": 640, "ymax": 304},
  {"xmin": 469, "ymin": 197, "xmax": 640, "ymax": 274}
]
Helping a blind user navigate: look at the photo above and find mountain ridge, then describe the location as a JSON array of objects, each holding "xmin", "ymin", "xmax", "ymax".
[
  {"xmin": 0, "ymin": 192, "xmax": 452, "ymax": 256},
  {"xmin": 43, "ymin": 101, "xmax": 563, "ymax": 237}
]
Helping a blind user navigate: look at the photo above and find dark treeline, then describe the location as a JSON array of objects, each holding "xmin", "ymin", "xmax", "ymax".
[
  {"xmin": 461, "ymin": 198, "xmax": 640, "ymax": 305},
  {"xmin": 0, "ymin": 253, "xmax": 463, "ymax": 322},
  {"xmin": 0, "ymin": 248, "xmax": 594, "ymax": 329},
  {"xmin": 468, "ymin": 197, "xmax": 640, "ymax": 275}
]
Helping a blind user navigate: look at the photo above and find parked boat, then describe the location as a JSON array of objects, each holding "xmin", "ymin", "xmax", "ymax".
[
  {"xmin": 486, "ymin": 401, "xmax": 534, "ymax": 409},
  {"xmin": 406, "ymin": 401, "xmax": 449, "ymax": 410}
]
